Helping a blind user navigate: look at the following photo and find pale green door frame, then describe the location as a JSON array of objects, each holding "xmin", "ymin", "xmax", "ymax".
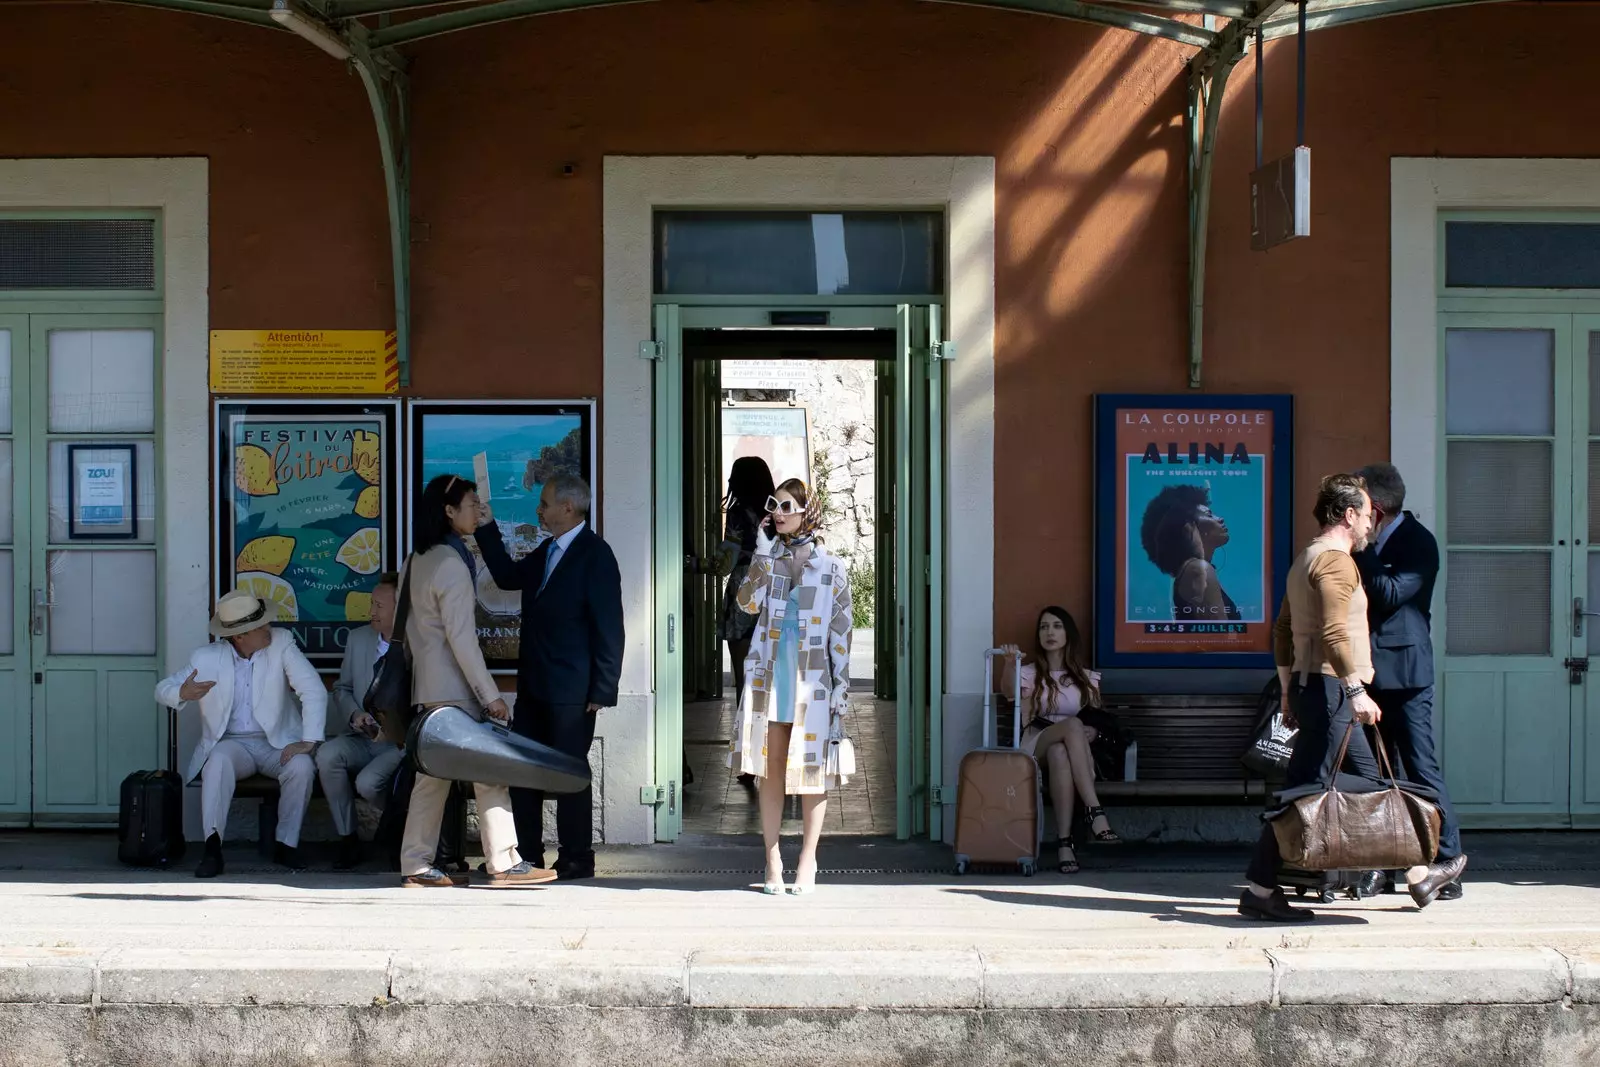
[
  {"xmin": 648, "ymin": 302, "xmax": 947, "ymax": 842},
  {"xmin": 0, "ymin": 315, "xmax": 29, "ymax": 822}
]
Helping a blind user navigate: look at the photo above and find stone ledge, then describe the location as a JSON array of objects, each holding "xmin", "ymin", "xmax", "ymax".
[
  {"xmin": 982, "ymin": 948, "xmax": 1273, "ymax": 1008},
  {"xmin": 1568, "ymin": 951, "xmax": 1599, "ymax": 1004},
  {"xmin": 688, "ymin": 949, "xmax": 983, "ymax": 1009},
  {"xmin": 97, "ymin": 949, "xmax": 392, "ymax": 1006},
  {"xmin": 1271, "ymin": 947, "xmax": 1570, "ymax": 1006},
  {"xmin": 391, "ymin": 949, "xmax": 687, "ymax": 1006},
  {"xmin": 0, "ymin": 949, "xmax": 99, "ymax": 1004}
]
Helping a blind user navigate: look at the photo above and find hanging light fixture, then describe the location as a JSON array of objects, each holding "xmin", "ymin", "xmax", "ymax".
[{"xmin": 269, "ymin": 0, "xmax": 352, "ymax": 61}]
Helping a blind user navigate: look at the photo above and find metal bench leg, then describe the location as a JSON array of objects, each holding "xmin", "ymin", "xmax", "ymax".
[{"xmin": 258, "ymin": 796, "xmax": 278, "ymax": 860}]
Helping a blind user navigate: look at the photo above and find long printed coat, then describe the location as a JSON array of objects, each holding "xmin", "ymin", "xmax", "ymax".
[{"xmin": 728, "ymin": 542, "xmax": 853, "ymax": 794}]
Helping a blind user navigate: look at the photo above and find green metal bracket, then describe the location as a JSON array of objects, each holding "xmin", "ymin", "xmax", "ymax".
[
  {"xmin": 351, "ymin": 44, "xmax": 413, "ymax": 387},
  {"xmin": 1185, "ymin": 0, "xmax": 1290, "ymax": 390}
]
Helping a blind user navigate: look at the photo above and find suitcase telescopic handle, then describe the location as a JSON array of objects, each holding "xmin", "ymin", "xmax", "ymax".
[{"xmin": 984, "ymin": 648, "xmax": 1024, "ymax": 749}]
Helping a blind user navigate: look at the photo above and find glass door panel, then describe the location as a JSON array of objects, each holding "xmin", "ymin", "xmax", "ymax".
[
  {"xmin": 0, "ymin": 317, "xmax": 27, "ymax": 819},
  {"xmin": 1440, "ymin": 317, "xmax": 1572, "ymax": 820},
  {"xmin": 30, "ymin": 317, "xmax": 162, "ymax": 822},
  {"xmin": 1576, "ymin": 317, "xmax": 1600, "ymax": 818}
]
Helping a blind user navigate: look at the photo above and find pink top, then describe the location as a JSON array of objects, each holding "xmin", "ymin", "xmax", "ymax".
[{"xmin": 1018, "ymin": 664, "xmax": 1101, "ymax": 725}]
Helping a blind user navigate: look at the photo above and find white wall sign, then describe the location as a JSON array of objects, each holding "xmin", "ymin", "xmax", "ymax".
[{"xmin": 721, "ymin": 360, "xmax": 812, "ymax": 391}]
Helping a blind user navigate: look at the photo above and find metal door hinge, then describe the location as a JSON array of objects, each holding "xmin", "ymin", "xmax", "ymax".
[
  {"xmin": 1565, "ymin": 657, "xmax": 1589, "ymax": 685},
  {"xmin": 931, "ymin": 341, "xmax": 957, "ymax": 362},
  {"xmin": 640, "ymin": 785, "xmax": 665, "ymax": 804},
  {"xmin": 638, "ymin": 340, "xmax": 664, "ymax": 361},
  {"xmin": 930, "ymin": 785, "xmax": 953, "ymax": 804}
]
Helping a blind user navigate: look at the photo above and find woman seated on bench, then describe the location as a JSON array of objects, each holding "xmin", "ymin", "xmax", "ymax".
[{"xmin": 1000, "ymin": 607, "xmax": 1120, "ymax": 874}]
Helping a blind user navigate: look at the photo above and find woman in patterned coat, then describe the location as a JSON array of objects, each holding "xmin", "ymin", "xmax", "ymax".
[{"xmin": 729, "ymin": 477, "xmax": 853, "ymax": 896}]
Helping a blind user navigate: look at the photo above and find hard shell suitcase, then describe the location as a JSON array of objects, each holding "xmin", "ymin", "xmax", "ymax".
[
  {"xmin": 1278, "ymin": 864, "xmax": 1391, "ymax": 903},
  {"xmin": 953, "ymin": 648, "xmax": 1040, "ymax": 877},
  {"xmin": 117, "ymin": 709, "xmax": 186, "ymax": 868}
]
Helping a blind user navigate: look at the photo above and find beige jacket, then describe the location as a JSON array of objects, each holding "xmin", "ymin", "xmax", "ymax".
[{"xmin": 402, "ymin": 545, "xmax": 499, "ymax": 711}]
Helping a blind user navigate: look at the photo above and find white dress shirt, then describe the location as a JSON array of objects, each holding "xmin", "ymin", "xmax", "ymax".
[
  {"xmin": 1376, "ymin": 511, "xmax": 1406, "ymax": 556},
  {"xmin": 226, "ymin": 642, "xmax": 266, "ymax": 738},
  {"xmin": 540, "ymin": 520, "xmax": 587, "ymax": 593}
]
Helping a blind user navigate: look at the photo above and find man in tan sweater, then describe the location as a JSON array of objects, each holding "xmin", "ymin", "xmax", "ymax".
[{"xmin": 1239, "ymin": 473, "xmax": 1381, "ymax": 922}]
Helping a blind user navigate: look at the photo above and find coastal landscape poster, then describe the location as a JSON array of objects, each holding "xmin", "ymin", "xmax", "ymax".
[{"xmin": 408, "ymin": 401, "xmax": 595, "ymax": 671}]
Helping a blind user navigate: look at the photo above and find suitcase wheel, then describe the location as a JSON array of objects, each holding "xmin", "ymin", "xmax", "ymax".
[
  {"xmin": 1020, "ymin": 860, "xmax": 1036, "ymax": 878},
  {"xmin": 1293, "ymin": 887, "xmax": 1307, "ymax": 898},
  {"xmin": 954, "ymin": 857, "xmax": 970, "ymax": 876},
  {"xmin": 1318, "ymin": 888, "xmax": 1337, "ymax": 904}
]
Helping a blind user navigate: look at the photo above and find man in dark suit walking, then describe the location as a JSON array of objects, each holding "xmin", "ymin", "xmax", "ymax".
[
  {"xmin": 1354, "ymin": 462, "xmax": 1466, "ymax": 907},
  {"xmin": 476, "ymin": 473, "xmax": 623, "ymax": 881}
]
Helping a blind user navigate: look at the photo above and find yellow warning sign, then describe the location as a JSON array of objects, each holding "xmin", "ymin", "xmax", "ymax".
[{"xmin": 209, "ymin": 330, "xmax": 399, "ymax": 395}]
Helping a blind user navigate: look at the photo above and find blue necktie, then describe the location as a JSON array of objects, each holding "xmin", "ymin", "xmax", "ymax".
[{"xmin": 539, "ymin": 540, "xmax": 563, "ymax": 594}]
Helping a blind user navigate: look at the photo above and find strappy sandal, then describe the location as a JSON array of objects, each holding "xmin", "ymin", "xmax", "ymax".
[
  {"xmin": 1086, "ymin": 806, "xmax": 1122, "ymax": 844},
  {"xmin": 1052, "ymin": 837, "xmax": 1080, "ymax": 875}
]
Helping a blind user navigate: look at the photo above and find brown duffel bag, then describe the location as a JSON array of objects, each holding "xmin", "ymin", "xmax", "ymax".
[{"xmin": 1270, "ymin": 722, "xmax": 1442, "ymax": 872}]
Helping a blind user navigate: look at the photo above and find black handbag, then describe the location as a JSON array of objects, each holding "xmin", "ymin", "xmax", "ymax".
[
  {"xmin": 1078, "ymin": 705, "xmax": 1131, "ymax": 782},
  {"xmin": 365, "ymin": 561, "xmax": 415, "ymax": 745},
  {"xmin": 1241, "ymin": 677, "xmax": 1296, "ymax": 782}
]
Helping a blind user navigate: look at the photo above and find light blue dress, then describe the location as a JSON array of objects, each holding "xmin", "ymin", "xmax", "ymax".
[{"xmin": 770, "ymin": 588, "xmax": 803, "ymax": 724}]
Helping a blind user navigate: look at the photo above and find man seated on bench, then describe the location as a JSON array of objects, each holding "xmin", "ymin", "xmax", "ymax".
[
  {"xmin": 155, "ymin": 591, "xmax": 327, "ymax": 878},
  {"xmin": 317, "ymin": 572, "xmax": 406, "ymax": 870}
]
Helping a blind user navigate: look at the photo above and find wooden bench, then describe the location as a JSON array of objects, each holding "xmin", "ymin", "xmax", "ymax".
[
  {"xmin": 1096, "ymin": 693, "xmax": 1266, "ymax": 801},
  {"xmin": 997, "ymin": 692, "xmax": 1266, "ymax": 803}
]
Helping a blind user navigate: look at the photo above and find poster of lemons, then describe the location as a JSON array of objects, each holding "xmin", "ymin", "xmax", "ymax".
[
  {"xmin": 216, "ymin": 402, "xmax": 399, "ymax": 668},
  {"xmin": 409, "ymin": 401, "xmax": 593, "ymax": 672}
]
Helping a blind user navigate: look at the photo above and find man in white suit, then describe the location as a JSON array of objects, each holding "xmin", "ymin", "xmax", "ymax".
[
  {"xmin": 316, "ymin": 573, "xmax": 405, "ymax": 869},
  {"xmin": 155, "ymin": 591, "xmax": 327, "ymax": 878}
]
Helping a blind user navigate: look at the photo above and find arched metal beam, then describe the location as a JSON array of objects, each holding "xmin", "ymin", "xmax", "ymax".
[
  {"xmin": 1262, "ymin": 0, "xmax": 1515, "ymax": 38},
  {"xmin": 92, "ymin": 0, "xmax": 279, "ymax": 28},
  {"xmin": 365, "ymin": 0, "xmax": 1217, "ymax": 49}
]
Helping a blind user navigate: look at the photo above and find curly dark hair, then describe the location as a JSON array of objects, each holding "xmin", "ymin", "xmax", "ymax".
[{"xmin": 1139, "ymin": 483, "xmax": 1212, "ymax": 577}]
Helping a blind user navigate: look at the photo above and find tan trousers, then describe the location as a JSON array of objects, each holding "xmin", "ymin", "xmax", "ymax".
[{"xmin": 398, "ymin": 702, "xmax": 522, "ymax": 876}]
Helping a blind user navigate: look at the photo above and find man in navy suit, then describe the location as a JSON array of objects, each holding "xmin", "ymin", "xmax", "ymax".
[
  {"xmin": 477, "ymin": 474, "xmax": 623, "ymax": 881},
  {"xmin": 1354, "ymin": 463, "xmax": 1466, "ymax": 907}
]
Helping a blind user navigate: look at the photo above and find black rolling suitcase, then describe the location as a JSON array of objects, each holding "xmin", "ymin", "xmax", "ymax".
[
  {"xmin": 117, "ymin": 709, "xmax": 187, "ymax": 868},
  {"xmin": 1278, "ymin": 865, "xmax": 1393, "ymax": 903}
]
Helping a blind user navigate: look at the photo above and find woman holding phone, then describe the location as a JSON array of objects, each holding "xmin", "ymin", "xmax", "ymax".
[{"xmin": 728, "ymin": 478, "xmax": 853, "ymax": 895}]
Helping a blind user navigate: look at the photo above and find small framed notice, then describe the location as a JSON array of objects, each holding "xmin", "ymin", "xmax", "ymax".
[{"xmin": 68, "ymin": 444, "xmax": 138, "ymax": 540}]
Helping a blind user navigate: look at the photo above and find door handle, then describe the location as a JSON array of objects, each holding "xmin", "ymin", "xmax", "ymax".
[
  {"xmin": 667, "ymin": 613, "xmax": 676, "ymax": 654},
  {"xmin": 1575, "ymin": 597, "xmax": 1600, "ymax": 638},
  {"xmin": 30, "ymin": 586, "xmax": 48, "ymax": 637}
]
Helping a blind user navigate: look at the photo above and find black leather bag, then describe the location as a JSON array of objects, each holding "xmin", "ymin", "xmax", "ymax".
[
  {"xmin": 1078, "ymin": 705, "xmax": 1131, "ymax": 782},
  {"xmin": 365, "ymin": 562, "xmax": 415, "ymax": 745}
]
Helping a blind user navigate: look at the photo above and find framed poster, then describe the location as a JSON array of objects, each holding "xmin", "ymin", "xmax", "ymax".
[
  {"xmin": 1093, "ymin": 394, "xmax": 1293, "ymax": 669},
  {"xmin": 721, "ymin": 403, "xmax": 812, "ymax": 491},
  {"xmin": 407, "ymin": 400, "xmax": 597, "ymax": 672},
  {"xmin": 67, "ymin": 443, "xmax": 137, "ymax": 539},
  {"xmin": 214, "ymin": 399, "xmax": 401, "ymax": 668}
]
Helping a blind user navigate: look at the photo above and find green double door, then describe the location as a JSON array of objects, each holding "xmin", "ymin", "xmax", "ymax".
[
  {"xmin": 1440, "ymin": 313, "xmax": 1600, "ymax": 827},
  {"xmin": 649, "ymin": 303, "xmax": 946, "ymax": 840},
  {"xmin": 0, "ymin": 313, "xmax": 164, "ymax": 826}
]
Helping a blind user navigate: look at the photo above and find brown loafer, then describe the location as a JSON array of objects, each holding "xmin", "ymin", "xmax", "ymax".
[
  {"xmin": 487, "ymin": 861, "xmax": 558, "ymax": 887},
  {"xmin": 402, "ymin": 868, "xmax": 465, "ymax": 889},
  {"xmin": 1407, "ymin": 854, "xmax": 1468, "ymax": 909}
]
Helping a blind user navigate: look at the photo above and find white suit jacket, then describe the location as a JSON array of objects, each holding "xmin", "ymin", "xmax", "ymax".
[{"xmin": 155, "ymin": 628, "xmax": 328, "ymax": 782}]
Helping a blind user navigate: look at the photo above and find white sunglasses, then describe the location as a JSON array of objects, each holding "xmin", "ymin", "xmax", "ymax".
[{"xmin": 764, "ymin": 495, "xmax": 802, "ymax": 515}]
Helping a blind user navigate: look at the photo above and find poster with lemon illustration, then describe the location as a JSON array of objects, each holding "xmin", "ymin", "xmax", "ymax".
[
  {"xmin": 216, "ymin": 401, "xmax": 400, "ymax": 668},
  {"xmin": 409, "ymin": 401, "xmax": 594, "ymax": 672}
]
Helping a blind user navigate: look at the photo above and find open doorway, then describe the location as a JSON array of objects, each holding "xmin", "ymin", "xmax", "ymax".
[{"xmin": 677, "ymin": 327, "xmax": 898, "ymax": 835}]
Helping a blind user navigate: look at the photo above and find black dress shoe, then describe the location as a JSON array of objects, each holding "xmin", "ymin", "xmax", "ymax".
[
  {"xmin": 1238, "ymin": 887, "xmax": 1315, "ymax": 923},
  {"xmin": 194, "ymin": 833, "xmax": 224, "ymax": 879},
  {"xmin": 1408, "ymin": 854, "xmax": 1468, "ymax": 909},
  {"xmin": 554, "ymin": 853, "xmax": 596, "ymax": 881},
  {"xmin": 1437, "ymin": 880, "xmax": 1464, "ymax": 901},
  {"xmin": 1355, "ymin": 870, "xmax": 1386, "ymax": 899},
  {"xmin": 334, "ymin": 834, "xmax": 363, "ymax": 871},
  {"xmin": 274, "ymin": 843, "xmax": 307, "ymax": 871}
]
